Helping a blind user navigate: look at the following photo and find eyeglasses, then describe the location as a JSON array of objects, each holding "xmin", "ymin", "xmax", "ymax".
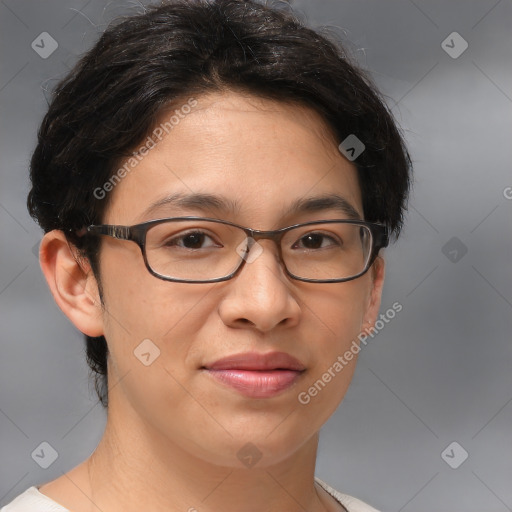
[{"xmin": 77, "ymin": 216, "xmax": 388, "ymax": 283}]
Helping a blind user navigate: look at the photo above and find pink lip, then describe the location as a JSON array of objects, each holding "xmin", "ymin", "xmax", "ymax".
[{"xmin": 203, "ymin": 351, "xmax": 306, "ymax": 398}]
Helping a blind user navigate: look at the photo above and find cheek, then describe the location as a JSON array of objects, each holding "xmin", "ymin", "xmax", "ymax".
[
  {"xmin": 99, "ymin": 278, "xmax": 214, "ymax": 445},
  {"xmin": 294, "ymin": 281, "xmax": 372, "ymax": 416},
  {"xmin": 310, "ymin": 278, "xmax": 371, "ymax": 342},
  {"xmin": 97, "ymin": 247, "xmax": 207, "ymax": 403},
  {"xmin": 99, "ymin": 242, "xmax": 191, "ymax": 337}
]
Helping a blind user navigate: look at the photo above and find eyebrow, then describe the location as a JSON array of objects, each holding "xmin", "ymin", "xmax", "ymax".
[
  {"xmin": 288, "ymin": 194, "xmax": 361, "ymax": 220},
  {"xmin": 140, "ymin": 192, "xmax": 361, "ymax": 222}
]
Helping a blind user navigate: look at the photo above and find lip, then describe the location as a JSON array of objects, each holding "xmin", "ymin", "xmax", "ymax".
[
  {"xmin": 205, "ymin": 351, "xmax": 306, "ymax": 371},
  {"xmin": 202, "ymin": 351, "xmax": 306, "ymax": 398}
]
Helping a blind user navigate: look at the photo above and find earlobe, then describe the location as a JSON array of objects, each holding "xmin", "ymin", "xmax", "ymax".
[{"xmin": 39, "ymin": 230, "xmax": 104, "ymax": 337}]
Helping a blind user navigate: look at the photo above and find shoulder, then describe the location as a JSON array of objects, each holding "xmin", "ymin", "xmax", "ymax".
[
  {"xmin": 0, "ymin": 486, "xmax": 70, "ymax": 512},
  {"xmin": 315, "ymin": 477, "xmax": 381, "ymax": 512}
]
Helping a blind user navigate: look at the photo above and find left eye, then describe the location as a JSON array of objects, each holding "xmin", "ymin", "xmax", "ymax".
[{"xmin": 293, "ymin": 233, "xmax": 340, "ymax": 250}]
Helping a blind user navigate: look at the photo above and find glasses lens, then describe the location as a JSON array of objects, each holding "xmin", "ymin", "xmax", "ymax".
[
  {"xmin": 145, "ymin": 220, "xmax": 373, "ymax": 282},
  {"xmin": 282, "ymin": 222, "xmax": 372, "ymax": 280},
  {"xmin": 145, "ymin": 219, "xmax": 246, "ymax": 281}
]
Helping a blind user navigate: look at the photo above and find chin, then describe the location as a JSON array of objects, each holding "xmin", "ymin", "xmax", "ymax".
[{"xmin": 191, "ymin": 427, "xmax": 313, "ymax": 469}]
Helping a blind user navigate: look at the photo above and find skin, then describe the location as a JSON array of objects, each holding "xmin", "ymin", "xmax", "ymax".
[{"xmin": 39, "ymin": 91, "xmax": 385, "ymax": 512}]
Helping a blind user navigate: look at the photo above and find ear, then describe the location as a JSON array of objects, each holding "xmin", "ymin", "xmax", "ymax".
[
  {"xmin": 39, "ymin": 230, "xmax": 104, "ymax": 337},
  {"xmin": 362, "ymin": 255, "xmax": 386, "ymax": 332}
]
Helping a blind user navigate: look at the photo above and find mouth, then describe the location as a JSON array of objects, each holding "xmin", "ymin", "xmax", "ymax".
[{"xmin": 202, "ymin": 351, "xmax": 306, "ymax": 398}]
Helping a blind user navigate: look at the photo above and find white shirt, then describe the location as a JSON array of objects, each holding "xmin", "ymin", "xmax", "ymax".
[{"xmin": 1, "ymin": 477, "xmax": 380, "ymax": 512}]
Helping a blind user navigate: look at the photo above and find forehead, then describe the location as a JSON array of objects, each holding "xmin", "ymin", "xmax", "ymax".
[{"xmin": 105, "ymin": 91, "xmax": 363, "ymax": 227}]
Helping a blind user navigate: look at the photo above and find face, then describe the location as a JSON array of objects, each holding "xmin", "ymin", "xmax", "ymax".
[{"xmin": 79, "ymin": 91, "xmax": 384, "ymax": 467}]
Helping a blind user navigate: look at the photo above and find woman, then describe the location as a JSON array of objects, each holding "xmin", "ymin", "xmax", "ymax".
[{"xmin": 2, "ymin": 0, "xmax": 411, "ymax": 510}]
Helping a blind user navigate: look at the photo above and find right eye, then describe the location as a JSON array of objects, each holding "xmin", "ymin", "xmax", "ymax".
[{"xmin": 163, "ymin": 230, "xmax": 222, "ymax": 250}]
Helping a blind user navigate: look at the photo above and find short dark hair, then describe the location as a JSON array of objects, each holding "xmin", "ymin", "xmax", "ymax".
[{"xmin": 28, "ymin": 0, "xmax": 412, "ymax": 408}]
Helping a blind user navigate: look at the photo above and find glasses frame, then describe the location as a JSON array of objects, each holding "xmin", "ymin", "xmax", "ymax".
[{"xmin": 77, "ymin": 216, "xmax": 389, "ymax": 284}]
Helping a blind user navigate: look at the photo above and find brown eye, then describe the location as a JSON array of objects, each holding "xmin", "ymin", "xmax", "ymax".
[
  {"xmin": 294, "ymin": 232, "xmax": 340, "ymax": 250},
  {"xmin": 164, "ymin": 231, "xmax": 221, "ymax": 250}
]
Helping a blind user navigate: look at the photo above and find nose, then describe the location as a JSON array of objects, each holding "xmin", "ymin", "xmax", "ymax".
[{"xmin": 217, "ymin": 239, "xmax": 301, "ymax": 333}]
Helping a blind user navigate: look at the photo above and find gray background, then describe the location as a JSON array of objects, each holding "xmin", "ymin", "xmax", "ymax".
[{"xmin": 1, "ymin": 1, "xmax": 511, "ymax": 511}]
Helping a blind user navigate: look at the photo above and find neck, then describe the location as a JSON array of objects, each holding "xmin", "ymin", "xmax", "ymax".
[{"xmin": 83, "ymin": 398, "xmax": 330, "ymax": 512}]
